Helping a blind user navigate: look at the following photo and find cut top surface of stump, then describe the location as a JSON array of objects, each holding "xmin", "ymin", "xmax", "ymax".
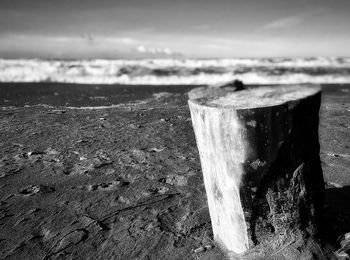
[{"xmin": 189, "ymin": 84, "xmax": 321, "ymax": 110}]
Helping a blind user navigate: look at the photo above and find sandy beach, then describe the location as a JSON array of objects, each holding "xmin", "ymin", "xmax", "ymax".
[{"xmin": 0, "ymin": 83, "xmax": 349, "ymax": 259}]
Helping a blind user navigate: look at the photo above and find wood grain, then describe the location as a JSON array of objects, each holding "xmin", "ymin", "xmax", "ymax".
[{"xmin": 188, "ymin": 85, "xmax": 324, "ymax": 257}]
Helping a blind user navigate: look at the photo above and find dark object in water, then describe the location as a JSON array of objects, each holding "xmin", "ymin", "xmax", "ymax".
[
  {"xmin": 188, "ymin": 79, "xmax": 246, "ymax": 100},
  {"xmin": 233, "ymin": 79, "xmax": 245, "ymax": 91}
]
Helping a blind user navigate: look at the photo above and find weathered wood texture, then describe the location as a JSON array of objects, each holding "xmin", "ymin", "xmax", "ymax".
[{"xmin": 188, "ymin": 85, "xmax": 324, "ymax": 258}]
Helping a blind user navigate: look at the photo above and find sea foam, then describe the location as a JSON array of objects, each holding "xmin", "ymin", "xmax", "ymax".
[{"xmin": 1, "ymin": 57, "xmax": 350, "ymax": 85}]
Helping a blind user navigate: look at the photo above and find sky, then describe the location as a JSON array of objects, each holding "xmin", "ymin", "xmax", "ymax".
[{"xmin": 0, "ymin": 0, "xmax": 349, "ymax": 59}]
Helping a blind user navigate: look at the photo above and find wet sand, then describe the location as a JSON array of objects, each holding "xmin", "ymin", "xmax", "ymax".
[
  {"xmin": 0, "ymin": 83, "xmax": 199, "ymax": 107},
  {"xmin": 0, "ymin": 83, "xmax": 349, "ymax": 259}
]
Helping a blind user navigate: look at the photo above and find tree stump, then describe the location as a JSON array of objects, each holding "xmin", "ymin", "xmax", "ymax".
[{"xmin": 188, "ymin": 85, "xmax": 324, "ymax": 259}]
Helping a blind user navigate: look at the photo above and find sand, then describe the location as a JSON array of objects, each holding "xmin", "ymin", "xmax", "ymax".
[{"xmin": 0, "ymin": 83, "xmax": 349, "ymax": 259}]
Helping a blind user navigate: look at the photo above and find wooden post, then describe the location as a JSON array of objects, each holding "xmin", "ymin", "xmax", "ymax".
[{"xmin": 188, "ymin": 85, "xmax": 324, "ymax": 258}]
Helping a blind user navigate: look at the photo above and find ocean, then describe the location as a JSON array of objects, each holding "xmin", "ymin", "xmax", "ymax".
[{"xmin": 1, "ymin": 57, "xmax": 350, "ymax": 85}]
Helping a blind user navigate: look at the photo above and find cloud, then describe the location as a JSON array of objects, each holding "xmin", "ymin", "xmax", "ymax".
[
  {"xmin": 137, "ymin": 45, "xmax": 173, "ymax": 55},
  {"xmin": 263, "ymin": 16, "xmax": 302, "ymax": 30},
  {"xmin": 192, "ymin": 24, "xmax": 212, "ymax": 30},
  {"xmin": 80, "ymin": 33, "xmax": 95, "ymax": 45},
  {"xmin": 78, "ymin": 35, "xmax": 138, "ymax": 45},
  {"xmin": 137, "ymin": 46, "xmax": 146, "ymax": 53},
  {"xmin": 117, "ymin": 37, "xmax": 137, "ymax": 44}
]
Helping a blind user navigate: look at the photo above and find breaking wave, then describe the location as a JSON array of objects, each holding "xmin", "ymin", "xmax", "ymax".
[{"xmin": 1, "ymin": 57, "xmax": 350, "ymax": 85}]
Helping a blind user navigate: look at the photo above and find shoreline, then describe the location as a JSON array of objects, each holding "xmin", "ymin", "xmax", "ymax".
[{"xmin": 0, "ymin": 82, "xmax": 349, "ymax": 107}]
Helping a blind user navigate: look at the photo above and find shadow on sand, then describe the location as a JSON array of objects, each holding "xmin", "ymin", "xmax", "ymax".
[{"xmin": 320, "ymin": 185, "xmax": 350, "ymax": 251}]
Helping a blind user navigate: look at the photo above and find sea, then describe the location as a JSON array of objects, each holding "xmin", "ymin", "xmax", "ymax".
[{"xmin": 1, "ymin": 57, "xmax": 350, "ymax": 85}]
